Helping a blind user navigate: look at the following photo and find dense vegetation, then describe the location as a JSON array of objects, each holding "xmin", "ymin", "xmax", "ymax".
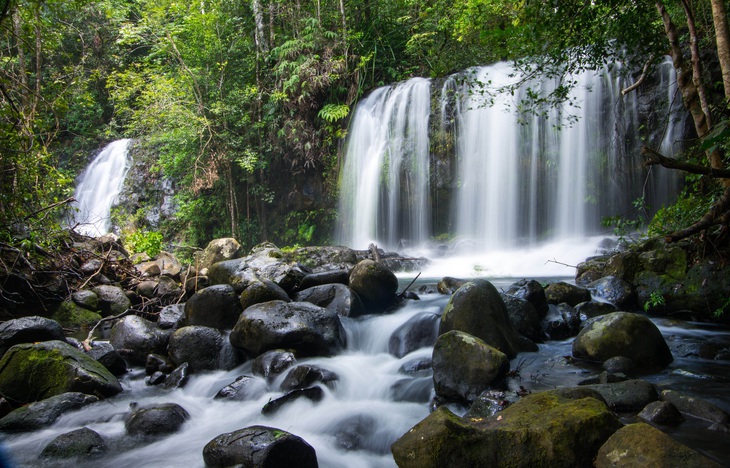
[{"xmin": 1, "ymin": 0, "xmax": 728, "ymax": 254}]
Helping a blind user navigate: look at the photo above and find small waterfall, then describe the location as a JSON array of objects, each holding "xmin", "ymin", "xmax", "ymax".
[{"xmin": 72, "ymin": 139, "xmax": 132, "ymax": 237}]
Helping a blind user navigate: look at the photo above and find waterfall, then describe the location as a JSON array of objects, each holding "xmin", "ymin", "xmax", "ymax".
[
  {"xmin": 72, "ymin": 139, "xmax": 132, "ymax": 237},
  {"xmin": 338, "ymin": 61, "xmax": 683, "ymax": 254}
]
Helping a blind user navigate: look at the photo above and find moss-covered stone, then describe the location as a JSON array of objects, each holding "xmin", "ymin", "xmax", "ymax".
[
  {"xmin": 348, "ymin": 259, "xmax": 398, "ymax": 312},
  {"xmin": 52, "ymin": 300, "xmax": 103, "ymax": 329}
]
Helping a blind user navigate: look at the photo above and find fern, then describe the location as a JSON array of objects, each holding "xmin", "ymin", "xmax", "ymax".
[{"xmin": 318, "ymin": 104, "xmax": 350, "ymax": 122}]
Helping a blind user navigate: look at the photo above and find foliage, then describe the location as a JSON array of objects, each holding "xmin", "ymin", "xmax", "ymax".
[
  {"xmin": 648, "ymin": 190, "xmax": 719, "ymax": 238},
  {"xmin": 125, "ymin": 230, "xmax": 163, "ymax": 258},
  {"xmin": 644, "ymin": 290, "xmax": 666, "ymax": 313}
]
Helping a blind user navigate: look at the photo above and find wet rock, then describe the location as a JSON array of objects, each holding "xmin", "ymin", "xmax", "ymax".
[
  {"xmin": 146, "ymin": 371, "xmax": 166, "ymax": 386},
  {"xmin": 110, "ymin": 315, "xmax": 169, "ymax": 365},
  {"xmin": 0, "ymin": 341, "xmax": 122, "ymax": 404},
  {"xmin": 390, "ymin": 377, "xmax": 433, "ymax": 403},
  {"xmin": 575, "ymin": 300, "xmax": 618, "ymax": 320},
  {"xmin": 332, "ymin": 414, "xmax": 380, "ymax": 452},
  {"xmin": 92, "ymin": 285, "xmax": 132, "ymax": 316},
  {"xmin": 135, "ymin": 261, "xmax": 161, "ymax": 277},
  {"xmin": 399, "ymin": 358, "xmax": 432, "ymax": 376},
  {"xmin": 572, "ymin": 312, "xmax": 673, "ymax": 367},
  {"xmin": 230, "ymin": 300, "xmax": 346, "ymax": 357},
  {"xmin": 71, "ymin": 290, "xmax": 99, "ymax": 311},
  {"xmin": 588, "ymin": 276, "xmax": 636, "ymax": 310},
  {"xmin": 439, "ymin": 280, "xmax": 537, "ymax": 358},
  {"xmin": 155, "ymin": 275, "xmax": 182, "ymax": 300},
  {"xmin": 437, "ymin": 277, "xmax": 467, "ymax": 295},
  {"xmin": 433, "ymin": 330, "xmax": 510, "ymax": 403},
  {"xmin": 578, "ymin": 371, "xmax": 629, "ymax": 385},
  {"xmin": 465, "ymin": 390, "xmax": 515, "ymax": 419},
  {"xmin": 500, "ymin": 294, "xmax": 543, "ymax": 342},
  {"xmin": 154, "ymin": 252, "xmax": 184, "ymax": 279},
  {"xmin": 388, "ymin": 313, "xmax": 440, "ymax": 358},
  {"xmin": 294, "ymin": 284, "xmax": 366, "ymax": 318},
  {"xmin": 252, "ymin": 349, "xmax": 297, "ymax": 382},
  {"xmin": 185, "ymin": 284, "xmax": 242, "ymax": 330},
  {"xmin": 157, "ymin": 303, "xmax": 186, "ymax": 330},
  {"xmin": 0, "ymin": 316, "xmax": 66, "ymax": 357},
  {"xmin": 595, "ymin": 422, "xmax": 722, "ymax": 467},
  {"xmin": 168, "ymin": 325, "xmax": 242, "ymax": 373},
  {"xmin": 580, "ymin": 379, "xmax": 658, "ymax": 412},
  {"xmin": 52, "ymin": 300, "xmax": 103, "ymax": 329},
  {"xmin": 195, "ymin": 238, "xmax": 243, "ymax": 272},
  {"xmin": 39, "ymin": 427, "xmax": 107, "ymax": 460},
  {"xmin": 0, "ymin": 393, "xmax": 99, "ymax": 432},
  {"xmin": 125, "ymin": 402, "xmax": 190, "ymax": 436},
  {"xmin": 203, "ymin": 425, "xmax": 318, "ymax": 468},
  {"xmin": 638, "ymin": 401, "xmax": 685, "ymax": 425},
  {"xmin": 298, "ymin": 269, "xmax": 350, "ymax": 290},
  {"xmin": 261, "ymin": 386, "xmax": 324, "ymax": 415},
  {"xmin": 136, "ymin": 280, "xmax": 158, "ymax": 298},
  {"xmin": 280, "ymin": 365, "xmax": 338, "ymax": 392},
  {"xmin": 85, "ymin": 341, "xmax": 126, "ymax": 376},
  {"xmin": 660, "ymin": 390, "xmax": 730, "ymax": 423},
  {"xmin": 214, "ymin": 375, "xmax": 268, "ymax": 401},
  {"xmin": 240, "ymin": 279, "xmax": 291, "ymax": 311},
  {"xmin": 542, "ymin": 303, "xmax": 582, "ymax": 340},
  {"xmin": 392, "ymin": 389, "xmax": 621, "ymax": 468},
  {"xmin": 145, "ymin": 353, "xmax": 174, "ymax": 375},
  {"xmin": 545, "ymin": 281, "xmax": 592, "ymax": 306},
  {"xmin": 348, "ymin": 259, "xmax": 398, "ymax": 311},
  {"xmin": 603, "ymin": 356, "xmax": 635, "ymax": 373},
  {"xmin": 505, "ymin": 279, "xmax": 549, "ymax": 318},
  {"xmin": 162, "ymin": 362, "xmax": 190, "ymax": 389}
]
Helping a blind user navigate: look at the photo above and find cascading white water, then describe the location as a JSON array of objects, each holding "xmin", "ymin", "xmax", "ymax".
[
  {"xmin": 337, "ymin": 79, "xmax": 431, "ymax": 249},
  {"xmin": 72, "ymin": 139, "xmax": 132, "ymax": 237}
]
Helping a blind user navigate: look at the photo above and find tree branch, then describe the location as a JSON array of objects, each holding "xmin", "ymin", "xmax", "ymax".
[
  {"xmin": 641, "ymin": 147, "xmax": 730, "ymax": 178},
  {"xmin": 621, "ymin": 59, "xmax": 653, "ymax": 96}
]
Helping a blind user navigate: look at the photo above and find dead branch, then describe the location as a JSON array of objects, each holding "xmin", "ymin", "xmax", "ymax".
[
  {"xmin": 621, "ymin": 59, "xmax": 653, "ymax": 96},
  {"xmin": 23, "ymin": 197, "xmax": 75, "ymax": 220},
  {"xmin": 546, "ymin": 258, "xmax": 578, "ymax": 269},
  {"xmin": 642, "ymin": 146, "xmax": 730, "ymax": 178},
  {"xmin": 397, "ymin": 272, "xmax": 421, "ymax": 299},
  {"xmin": 81, "ymin": 308, "xmax": 137, "ymax": 351}
]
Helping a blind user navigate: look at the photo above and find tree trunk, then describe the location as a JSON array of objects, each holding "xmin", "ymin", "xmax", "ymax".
[
  {"xmin": 252, "ymin": 0, "xmax": 268, "ymax": 54},
  {"xmin": 711, "ymin": 0, "xmax": 730, "ymax": 99}
]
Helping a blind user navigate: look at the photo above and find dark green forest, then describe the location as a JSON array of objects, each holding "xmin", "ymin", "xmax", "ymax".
[{"xmin": 1, "ymin": 0, "xmax": 729, "ymax": 254}]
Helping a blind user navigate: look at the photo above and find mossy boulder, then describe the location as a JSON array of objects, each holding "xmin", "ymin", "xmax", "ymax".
[
  {"xmin": 595, "ymin": 422, "xmax": 722, "ymax": 467},
  {"xmin": 52, "ymin": 300, "xmax": 103, "ymax": 329},
  {"xmin": 0, "ymin": 392, "xmax": 98, "ymax": 432},
  {"xmin": 439, "ymin": 280, "xmax": 537, "ymax": 358},
  {"xmin": 572, "ymin": 312, "xmax": 673, "ymax": 367},
  {"xmin": 240, "ymin": 279, "xmax": 291, "ymax": 311},
  {"xmin": 348, "ymin": 259, "xmax": 398, "ymax": 311},
  {"xmin": 0, "ymin": 340, "xmax": 122, "ymax": 405},
  {"xmin": 125, "ymin": 402, "xmax": 190, "ymax": 436},
  {"xmin": 0, "ymin": 316, "xmax": 66, "ymax": 358},
  {"xmin": 39, "ymin": 427, "xmax": 107, "ymax": 460},
  {"xmin": 195, "ymin": 237, "xmax": 243, "ymax": 272},
  {"xmin": 545, "ymin": 281, "xmax": 592, "ymax": 306},
  {"xmin": 432, "ymin": 330, "xmax": 509, "ymax": 402},
  {"xmin": 392, "ymin": 389, "xmax": 622, "ymax": 467}
]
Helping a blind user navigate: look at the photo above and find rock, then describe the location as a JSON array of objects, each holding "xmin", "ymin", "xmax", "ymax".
[
  {"xmin": 240, "ymin": 279, "xmax": 291, "ymax": 311},
  {"xmin": 439, "ymin": 280, "xmax": 537, "ymax": 358},
  {"xmin": 261, "ymin": 387, "xmax": 324, "ymax": 415},
  {"xmin": 464, "ymin": 390, "xmax": 514, "ymax": 419},
  {"xmin": 168, "ymin": 325, "xmax": 242, "ymax": 373},
  {"xmin": 437, "ymin": 277, "xmax": 467, "ymax": 295},
  {"xmin": 575, "ymin": 300, "xmax": 618, "ymax": 320},
  {"xmin": 399, "ymin": 358, "xmax": 432, "ymax": 376},
  {"xmin": 157, "ymin": 303, "xmax": 186, "ymax": 329},
  {"xmin": 588, "ymin": 276, "xmax": 636, "ymax": 309},
  {"xmin": 109, "ymin": 315, "xmax": 169, "ymax": 365},
  {"xmin": 162, "ymin": 363, "xmax": 190, "ymax": 389},
  {"xmin": 125, "ymin": 403, "xmax": 190, "ymax": 436},
  {"xmin": 505, "ymin": 279, "xmax": 549, "ymax": 318},
  {"xmin": 572, "ymin": 312, "xmax": 673, "ymax": 367},
  {"xmin": 39, "ymin": 427, "xmax": 107, "ymax": 460},
  {"xmin": 298, "ymin": 269, "xmax": 350, "ymax": 290},
  {"xmin": 195, "ymin": 238, "xmax": 243, "ymax": 271},
  {"xmin": 545, "ymin": 281, "xmax": 592, "ymax": 306},
  {"xmin": 252, "ymin": 350, "xmax": 297, "ymax": 382},
  {"xmin": 230, "ymin": 300, "xmax": 346, "ymax": 357},
  {"xmin": 147, "ymin": 371, "xmax": 166, "ymax": 386},
  {"xmin": 185, "ymin": 284, "xmax": 243, "ymax": 330},
  {"xmin": 80, "ymin": 258, "xmax": 103, "ymax": 274},
  {"xmin": 578, "ymin": 371, "xmax": 629, "ymax": 385},
  {"xmin": 184, "ymin": 275, "xmax": 209, "ymax": 295},
  {"xmin": 214, "ymin": 375, "xmax": 268, "ymax": 401},
  {"xmin": 145, "ymin": 353, "xmax": 174, "ymax": 375},
  {"xmin": 432, "ymin": 330, "xmax": 510, "ymax": 403},
  {"xmin": 348, "ymin": 259, "xmax": 398, "ymax": 311},
  {"xmin": 332, "ymin": 414, "xmax": 381, "ymax": 452},
  {"xmin": 0, "ymin": 341, "xmax": 122, "ymax": 404},
  {"xmin": 135, "ymin": 261, "xmax": 161, "ymax": 277},
  {"xmin": 0, "ymin": 316, "xmax": 66, "ymax": 357},
  {"xmin": 280, "ymin": 365, "xmax": 338, "ymax": 391},
  {"xmin": 71, "ymin": 290, "xmax": 99, "ymax": 311},
  {"xmin": 542, "ymin": 303, "xmax": 581, "ymax": 340},
  {"xmin": 155, "ymin": 251, "xmax": 184, "ymax": 279},
  {"xmin": 136, "ymin": 280, "xmax": 158, "ymax": 298},
  {"xmin": 580, "ymin": 379, "xmax": 658, "ymax": 412},
  {"xmin": 390, "ymin": 377, "xmax": 433, "ymax": 403},
  {"xmin": 638, "ymin": 401, "xmax": 685, "ymax": 425},
  {"xmin": 155, "ymin": 275, "xmax": 182, "ymax": 300},
  {"xmin": 203, "ymin": 425, "xmax": 318, "ymax": 468},
  {"xmin": 0, "ymin": 393, "xmax": 98, "ymax": 432},
  {"xmin": 294, "ymin": 284, "xmax": 366, "ymax": 318},
  {"xmin": 500, "ymin": 294, "xmax": 543, "ymax": 342},
  {"xmin": 660, "ymin": 390, "xmax": 730, "ymax": 423},
  {"xmin": 391, "ymin": 389, "xmax": 622, "ymax": 468},
  {"xmin": 52, "ymin": 300, "xmax": 103, "ymax": 329},
  {"xmin": 92, "ymin": 285, "xmax": 132, "ymax": 316},
  {"xmin": 603, "ymin": 356, "xmax": 635, "ymax": 373},
  {"xmin": 85, "ymin": 341, "xmax": 126, "ymax": 376},
  {"xmin": 595, "ymin": 422, "xmax": 722, "ymax": 467},
  {"xmin": 388, "ymin": 313, "xmax": 440, "ymax": 358}
]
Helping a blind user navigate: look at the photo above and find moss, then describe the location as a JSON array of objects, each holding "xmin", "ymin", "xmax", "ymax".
[{"xmin": 52, "ymin": 300, "xmax": 103, "ymax": 329}]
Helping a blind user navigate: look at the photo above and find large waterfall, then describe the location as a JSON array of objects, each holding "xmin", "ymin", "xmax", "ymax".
[
  {"xmin": 337, "ymin": 61, "xmax": 682, "ymax": 263},
  {"xmin": 72, "ymin": 139, "xmax": 132, "ymax": 237}
]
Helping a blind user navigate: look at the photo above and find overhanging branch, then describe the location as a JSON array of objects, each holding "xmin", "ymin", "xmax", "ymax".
[{"xmin": 641, "ymin": 146, "xmax": 730, "ymax": 178}]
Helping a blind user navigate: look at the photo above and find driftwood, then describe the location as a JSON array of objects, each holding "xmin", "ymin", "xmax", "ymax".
[{"xmin": 368, "ymin": 243, "xmax": 381, "ymax": 263}]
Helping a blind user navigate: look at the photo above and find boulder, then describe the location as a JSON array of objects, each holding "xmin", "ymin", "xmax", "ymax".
[
  {"xmin": 432, "ymin": 330, "xmax": 510, "ymax": 403},
  {"xmin": 84, "ymin": 341, "xmax": 126, "ymax": 376},
  {"xmin": 332, "ymin": 414, "xmax": 382, "ymax": 452},
  {"xmin": 135, "ymin": 261, "xmax": 161, "ymax": 277},
  {"xmin": 638, "ymin": 401, "xmax": 685, "ymax": 425},
  {"xmin": 252, "ymin": 350, "xmax": 297, "ymax": 382},
  {"xmin": 0, "ymin": 392, "xmax": 98, "ymax": 432},
  {"xmin": 294, "ymin": 284, "xmax": 366, "ymax": 318},
  {"xmin": 575, "ymin": 301, "xmax": 618, "ymax": 320},
  {"xmin": 542, "ymin": 303, "xmax": 581, "ymax": 340},
  {"xmin": 391, "ymin": 389, "xmax": 622, "ymax": 467},
  {"xmin": 230, "ymin": 300, "xmax": 346, "ymax": 357},
  {"xmin": 580, "ymin": 379, "xmax": 658, "ymax": 412},
  {"xmin": 500, "ymin": 294, "xmax": 543, "ymax": 342},
  {"xmin": 437, "ymin": 277, "xmax": 467, "ymax": 295},
  {"xmin": 214, "ymin": 375, "xmax": 268, "ymax": 401},
  {"xmin": 348, "ymin": 259, "xmax": 398, "ymax": 311},
  {"xmin": 505, "ymin": 279, "xmax": 549, "ymax": 318},
  {"xmin": 0, "ymin": 341, "xmax": 121, "ymax": 404},
  {"xmin": 125, "ymin": 403, "xmax": 190, "ymax": 436},
  {"xmin": 280, "ymin": 365, "xmax": 339, "ymax": 391},
  {"xmin": 439, "ymin": 280, "xmax": 537, "ymax": 358},
  {"xmin": 588, "ymin": 276, "xmax": 636, "ymax": 310},
  {"xmin": 240, "ymin": 279, "xmax": 291, "ymax": 311},
  {"xmin": 203, "ymin": 425, "xmax": 318, "ymax": 468},
  {"xmin": 51, "ymin": 300, "xmax": 103, "ymax": 329},
  {"xmin": 595, "ymin": 422, "xmax": 722, "ymax": 467},
  {"xmin": 154, "ymin": 251, "xmax": 184, "ymax": 279},
  {"xmin": 660, "ymin": 390, "xmax": 730, "ymax": 423},
  {"xmin": 91, "ymin": 285, "xmax": 132, "ymax": 317},
  {"xmin": 195, "ymin": 238, "xmax": 243, "ymax": 271},
  {"xmin": 109, "ymin": 315, "xmax": 169, "ymax": 365},
  {"xmin": 185, "ymin": 284, "xmax": 242, "ymax": 330},
  {"xmin": 157, "ymin": 303, "xmax": 186, "ymax": 329},
  {"xmin": 146, "ymin": 353, "xmax": 174, "ymax": 375},
  {"xmin": 71, "ymin": 290, "xmax": 99, "ymax": 311},
  {"xmin": 390, "ymin": 377, "xmax": 433, "ymax": 403},
  {"xmin": 572, "ymin": 312, "xmax": 673, "ymax": 367},
  {"xmin": 162, "ymin": 363, "xmax": 190, "ymax": 389},
  {"xmin": 464, "ymin": 389, "xmax": 515, "ymax": 419},
  {"xmin": 168, "ymin": 326, "xmax": 243, "ymax": 372},
  {"xmin": 39, "ymin": 427, "xmax": 107, "ymax": 460},
  {"xmin": 388, "ymin": 313, "xmax": 440, "ymax": 358},
  {"xmin": 545, "ymin": 281, "xmax": 592, "ymax": 306},
  {"xmin": 261, "ymin": 387, "xmax": 324, "ymax": 415},
  {"xmin": 0, "ymin": 316, "xmax": 66, "ymax": 357},
  {"xmin": 298, "ymin": 269, "xmax": 350, "ymax": 290},
  {"xmin": 399, "ymin": 357, "xmax": 432, "ymax": 376}
]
